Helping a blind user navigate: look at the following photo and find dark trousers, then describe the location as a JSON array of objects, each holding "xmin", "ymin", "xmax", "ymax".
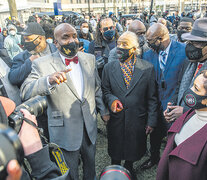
[
  {"xmin": 149, "ymin": 113, "xmax": 167, "ymax": 162},
  {"xmin": 111, "ymin": 159, "xmax": 134, "ymax": 171},
  {"xmin": 61, "ymin": 125, "xmax": 96, "ymax": 180}
]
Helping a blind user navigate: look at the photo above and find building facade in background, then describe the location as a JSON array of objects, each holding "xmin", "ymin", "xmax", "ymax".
[{"xmin": 0, "ymin": 0, "xmax": 207, "ymax": 27}]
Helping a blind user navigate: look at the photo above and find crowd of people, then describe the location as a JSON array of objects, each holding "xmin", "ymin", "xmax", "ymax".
[{"xmin": 0, "ymin": 9, "xmax": 207, "ymax": 180}]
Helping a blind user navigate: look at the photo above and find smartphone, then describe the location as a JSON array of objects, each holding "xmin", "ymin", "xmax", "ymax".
[{"xmin": 167, "ymin": 102, "xmax": 175, "ymax": 113}]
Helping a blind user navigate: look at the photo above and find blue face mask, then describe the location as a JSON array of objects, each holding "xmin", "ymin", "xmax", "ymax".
[{"xmin": 103, "ymin": 30, "xmax": 115, "ymax": 41}]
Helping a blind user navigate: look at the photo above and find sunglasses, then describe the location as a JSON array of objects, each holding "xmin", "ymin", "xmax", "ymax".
[{"xmin": 103, "ymin": 26, "xmax": 114, "ymax": 32}]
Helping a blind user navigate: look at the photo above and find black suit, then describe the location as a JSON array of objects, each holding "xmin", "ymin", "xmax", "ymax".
[{"xmin": 102, "ymin": 57, "xmax": 158, "ymax": 161}]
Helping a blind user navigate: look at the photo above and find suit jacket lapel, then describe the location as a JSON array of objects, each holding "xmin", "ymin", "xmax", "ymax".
[
  {"xmin": 50, "ymin": 51, "xmax": 81, "ymax": 101},
  {"xmin": 111, "ymin": 61, "xmax": 127, "ymax": 93},
  {"xmin": 163, "ymin": 41, "xmax": 177, "ymax": 76},
  {"xmin": 126, "ymin": 58, "xmax": 144, "ymax": 96},
  {"xmin": 169, "ymin": 124, "xmax": 207, "ymax": 165}
]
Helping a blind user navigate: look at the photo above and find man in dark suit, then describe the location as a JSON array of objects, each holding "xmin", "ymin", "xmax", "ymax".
[
  {"xmin": 164, "ymin": 18, "xmax": 207, "ymax": 122},
  {"xmin": 141, "ymin": 23, "xmax": 187, "ymax": 169},
  {"xmin": 102, "ymin": 31, "xmax": 158, "ymax": 180},
  {"xmin": 8, "ymin": 22, "xmax": 57, "ymax": 88}
]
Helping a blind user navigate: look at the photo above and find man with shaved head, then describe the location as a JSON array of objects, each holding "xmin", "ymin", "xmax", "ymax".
[
  {"xmin": 102, "ymin": 31, "xmax": 158, "ymax": 179},
  {"xmin": 158, "ymin": 18, "xmax": 173, "ymax": 33},
  {"xmin": 21, "ymin": 23, "xmax": 109, "ymax": 180},
  {"xmin": 141, "ymin": 23, "xmax": 187, "ymax": 170},
  {"xmin": 108, "ymin": 20, "xmax": 149, "ymax": 63}
]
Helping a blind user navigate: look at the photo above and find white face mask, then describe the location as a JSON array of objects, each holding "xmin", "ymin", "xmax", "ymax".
[
  {"xmin": 85, "ymin": 19, "xmax": 89, "ymax": 22},
  {"xmin": 82, "ymin": 28, "xmax": 89, "ymax": 34},
  {"xmin": 46, "ymin": 38, "xmax": 53, "ymax": 43},
  {"xmin": 9, "ymin": 30, "xmax": 16, "ymax": 36}
]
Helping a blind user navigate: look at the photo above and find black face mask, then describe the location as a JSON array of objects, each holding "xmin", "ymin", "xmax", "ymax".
[
  {"xmin": 177, "ymin": 30, "xmax": 187, "ymax": 42},
  {"xmin": 185, "ymin": 43, "xmax": 203, "ymax": 62},
  {"xmin": 24, "ymin": 36, "xmax": 40, "ymax": 52},
  {"xmin": 148, "ymin": 41, "xmax": 161, "ymax": 53},
  {"xmin": 138, "ymin": 35, "xmax": 146, "ymax": 48},
  {"xmin": 183, "ymin": 88, "xmax": 207, "ymax": 109},
  {"xmin": 117, "ymin": 47, "xmax": 133, "ymax": 63},
  {"xmin": 59, "ymin": 42, "xmax": 78, "ymax": 57}
]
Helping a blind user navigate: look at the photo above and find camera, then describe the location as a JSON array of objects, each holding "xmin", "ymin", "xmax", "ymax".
[
  {"xmin": 8, "ymin": 96, "xmax": 47, "ymax": 133},
  {"xmin": 0, "ymin": 123, "xmax": 24, "ymax": 180},
  {"xmin": 0, "ymin": 96, "xmax": 47, "ymax": 179}
]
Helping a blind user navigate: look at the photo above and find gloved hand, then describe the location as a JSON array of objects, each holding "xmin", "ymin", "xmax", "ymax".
[{"xmin": 111, "ymin": 100, "xmax": 123, "ymax": 113}]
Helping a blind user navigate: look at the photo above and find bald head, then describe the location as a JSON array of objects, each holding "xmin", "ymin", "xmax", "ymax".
[
  {"xmin": 53, "ymin": 23, "xmax": 79, "ymax": 57},
  {"xmin": 146, "ymin": 23, "xmax": 169, "ymax": 40},
  {"xmin": 54, "ymin": 23, "xmax": 76, "ymax": 39},
  {"xmin": 100, "ymin": 18, "xmax": 114, "ymax": 29},
  {"xmin": 128, "ymin": 20, "xmax": 146, "ymax": 34},
  {"xmin": 158, "ymin": 18, "xmax": 167, "ymax": 26}
]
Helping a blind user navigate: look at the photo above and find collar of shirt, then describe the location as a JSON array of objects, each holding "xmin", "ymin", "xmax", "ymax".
[{"xmin": 59, "ymin": 52, "xmax": 78, "ymax": 66}]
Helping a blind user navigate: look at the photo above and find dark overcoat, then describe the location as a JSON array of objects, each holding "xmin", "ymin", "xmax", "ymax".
[
  {"xmin": 157, "ymin": 109, "xmax": 207, "ymax": 180},
  {"xmin": 102, "ymin": 57, "xmax": 158, "ymax": 161}
]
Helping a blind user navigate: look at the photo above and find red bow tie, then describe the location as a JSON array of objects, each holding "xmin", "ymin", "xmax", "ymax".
[{"xmin": 65, "ymin": 56, "xmax": 78, "ymax": 66}]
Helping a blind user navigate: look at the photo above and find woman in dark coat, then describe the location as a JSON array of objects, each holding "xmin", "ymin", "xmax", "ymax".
[
  {"xmin": 102, "ymin": 31, "xmax": 158, "ymax": 179},
  {"xmin": 157, "ymin": 71, "xmax": 207, "ymax": 180}
]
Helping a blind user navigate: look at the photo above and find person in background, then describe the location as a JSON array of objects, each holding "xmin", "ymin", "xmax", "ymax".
[
  {"xmin": 77, "ymin": 20, "xmax": 93, "ymax": 42},
  {"xmin": 2, "ymin": 28, "xmax": 7, "ymax": 41},
  {"xmin": 111, "ymin": 17, "xmax": 123, "ymax": 35},
  {"xmin": 89, "ymin": 15, "xmax": 97, "ymax": 32},
  {"xmin": 41, "ymin": 22, "xmax": 55, "ymax": 44},
  {"xmin": 8, "ymin": 22, "xmax": 57, "ymax": 88},
  {"xmin": 149, "ymin": 11, "xmax": 157, "ymax": 26},
  {"xmin": 88, "ymin": 17, "xmax": 118, "ymax": 78},
  {"xmin": 172, "ymin": 10, "xmax": 181, "ymax": 30},
  {"xmin": 4, "ymin": 24, "xmax": 23, "ymax": 59},
  {"xmin": 157, "ymin": 18, "xmax": 173, "ymax": 34},
  {"xmin": 125, "ymin": 18, "xmax": 133, "ymax": 30},
  {"xmin": 176, "ymin": 17, "xmax": 194, "ymax": 42},
  {"xmin": 157, "ymin": 71, "xmax": 207, "ymax": 180},
  {"xmin": 15, "ymin": 21, "xmax": 24, "ymax": 33}
]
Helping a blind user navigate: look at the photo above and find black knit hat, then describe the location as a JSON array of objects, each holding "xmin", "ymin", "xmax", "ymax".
[{"xmin": 20, "ymin": 22, "xmax": 45, "ymax": 36}]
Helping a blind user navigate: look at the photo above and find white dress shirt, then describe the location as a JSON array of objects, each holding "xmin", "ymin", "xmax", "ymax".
[{"xmin": 59, "ymin": 53, "xmax": 84, "ymax": 100}]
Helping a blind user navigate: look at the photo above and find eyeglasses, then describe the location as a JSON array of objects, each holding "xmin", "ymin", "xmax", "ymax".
[{"xmin": 103, "ymin": 26, "xmax": 114, "ymax": 32}]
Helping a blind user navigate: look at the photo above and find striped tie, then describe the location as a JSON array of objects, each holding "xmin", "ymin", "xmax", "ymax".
[{"xmin": 159, "ymin": 51, "xmax": 167, "ymax": 71}]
